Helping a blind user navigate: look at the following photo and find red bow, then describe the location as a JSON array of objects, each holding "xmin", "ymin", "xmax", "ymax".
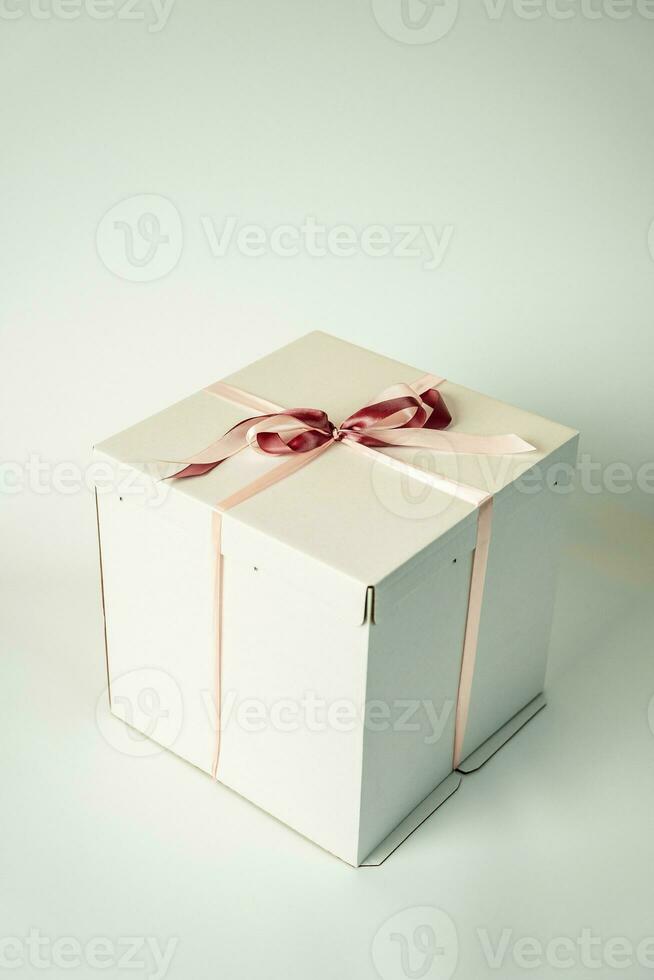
[
  {"xmin": 170, "ymin": 382, "xmax": 454, "ymax": 480},
  {"xmin": 168, "ymin": 377, "xmax": 534, "ymax": 480}
]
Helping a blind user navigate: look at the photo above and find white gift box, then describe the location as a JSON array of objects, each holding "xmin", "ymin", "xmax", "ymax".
[{"xmin": 94, "ymin": 332, "xmax": 578, "ymax": 866}]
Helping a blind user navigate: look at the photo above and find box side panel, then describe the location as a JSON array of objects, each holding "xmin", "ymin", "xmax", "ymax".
[
  {"xmin": 218, "ymin": 555, "xmax": 368, "ymax": 867},
  {"xmin": 97, "ymin": 478, "xmax": 368, "ymax": 866},
  {"xmin": 97, "ymin": 485, "xmax": 218, "ymax": 775},
  {"xmin": 460, "ymin": 438, "xmax": 578, "ymax": 759},
  {"xmin": 358, "ymin": 548, "xmax": 473, "ymax": 864}
]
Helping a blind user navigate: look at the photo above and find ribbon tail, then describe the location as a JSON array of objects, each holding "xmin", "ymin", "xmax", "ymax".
[
  {"xmin": 367, "ymin": 428, "xmax": 536, "ymax": 455},
  {"xmin": 167, "ymin": 461, "xmax": 223, "ymax": 480},
  {"xmin": 161, "ymin": 414, "xmax": 273, "ymax": 478}
]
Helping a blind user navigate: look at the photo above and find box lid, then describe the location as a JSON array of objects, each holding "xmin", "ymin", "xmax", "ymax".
[{"xmin": 95, "ymin": 332, "xmax": 577, "ymax": 624}]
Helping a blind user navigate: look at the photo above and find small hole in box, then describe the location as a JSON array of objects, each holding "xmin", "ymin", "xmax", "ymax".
[
  {"xmin": 553, "ymin": 481, "xmax": 558, "ymax": 487},
  {"xmin": 452, "ymin": 558, "xmax": 457, "ymax": 563},
  {"xmin": 253, "ymin": 566, "xmax": 259, "ymax": 572},
  {"xmin": 119, "ymin": 496, "xmax": 123, "ymax": 501}
]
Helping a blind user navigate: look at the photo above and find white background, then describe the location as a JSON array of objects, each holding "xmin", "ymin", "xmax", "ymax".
[{"xmin": 2, "ymin": 1, "xmax": 654, "ymax": 978}]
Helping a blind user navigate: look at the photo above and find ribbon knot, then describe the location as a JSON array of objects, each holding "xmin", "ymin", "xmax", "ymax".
[{"xmin": 168, "ymin": 378, "xmax": 535, "ymax": 481}]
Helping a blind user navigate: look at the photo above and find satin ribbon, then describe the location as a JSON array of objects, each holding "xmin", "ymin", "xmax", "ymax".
[
  {"xmin": 167, "ymin": 374, "xmax": 536, "ymax": 775},
  {"xmin": 169, "ymin": 377, "xmax": 534, "ymax": 480}
]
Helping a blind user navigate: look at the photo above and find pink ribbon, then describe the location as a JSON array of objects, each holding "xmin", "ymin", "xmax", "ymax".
[
  {"xmin": 169, "ymin": 377, "xmax": 534, "ymax": 480},
  {"xmin": 166, "ymin": 374, "xmax": 536, "ymax": 776}
]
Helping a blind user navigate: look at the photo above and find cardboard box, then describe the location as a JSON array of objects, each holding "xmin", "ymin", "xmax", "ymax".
[{"xmin": 94, "ymin": 332, "xmax": 578, "ymax": 866}]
